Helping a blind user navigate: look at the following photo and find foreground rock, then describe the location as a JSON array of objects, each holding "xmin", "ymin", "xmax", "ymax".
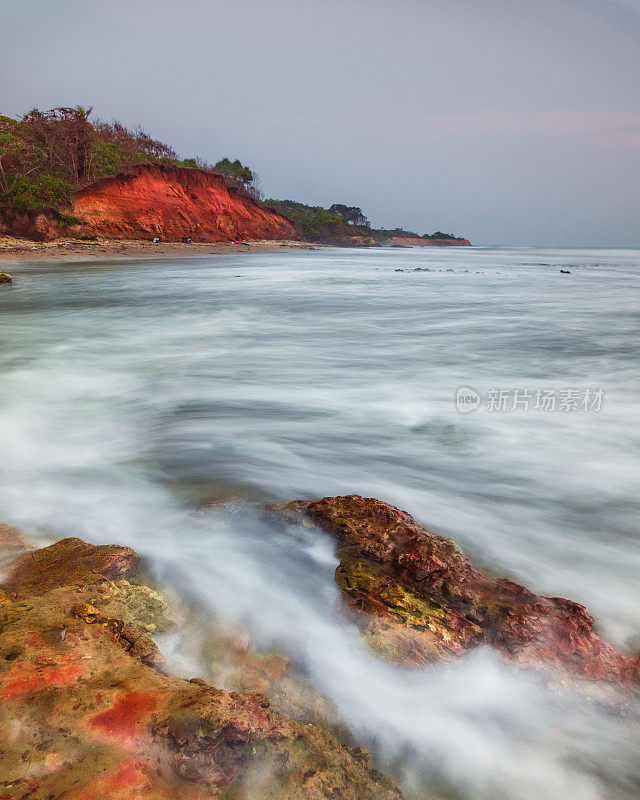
[
  {"xmin": 0, "ymin": 535, "xmax": 401, "ymax": 800},
  {"xmin": 0, "ymin": 272, "xmax": 12, "ymax": 284},
  {"xmin": 281, "ymin": 496, "xmax": 640, "ymax": 684}
]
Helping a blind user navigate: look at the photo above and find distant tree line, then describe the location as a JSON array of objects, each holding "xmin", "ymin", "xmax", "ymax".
[
  {"xmin": 264, "ymin": 201, "xmax": 465, "ymax": 244},
  {"xmin": 372, "ymin": 226, "xmax": 466, "ymax": 241},
  {"xmin": 263, "ymin": 199, "xmax": 353, "ymax": 242}
]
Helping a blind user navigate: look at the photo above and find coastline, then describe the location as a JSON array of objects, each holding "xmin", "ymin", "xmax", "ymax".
[{"xmin": 0, "ymin": 236, "xmax": 318, "ymax": 263}]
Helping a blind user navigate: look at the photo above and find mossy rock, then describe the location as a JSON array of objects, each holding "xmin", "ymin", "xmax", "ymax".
[{"xmin": 336, "ymin": 558, "xmax": 482, "ymax": 666}]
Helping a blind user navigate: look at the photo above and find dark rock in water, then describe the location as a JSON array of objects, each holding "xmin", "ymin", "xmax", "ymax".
[
  {"xmin": 394, "ymin": 268, "xmax": 433, "ymax": 273},
  {"xmin": 0, "ymin": 532, "xmax": 402, "ymax": 800},
  {"xmin": 0, "ymin": 272, "xmax": 12, "ymax": 284},
  {"xmin": 280, "ymin": 496, "xmax": 640, "ymax": 684},
  {"xmin": 560, "ymin": 269, "xmax": 571, "ymax": 274}
]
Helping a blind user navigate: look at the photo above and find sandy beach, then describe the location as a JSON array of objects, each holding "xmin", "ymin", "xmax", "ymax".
[{"xmin": 0, "ymin": 236, "xmax": 317, "ymax": 262}]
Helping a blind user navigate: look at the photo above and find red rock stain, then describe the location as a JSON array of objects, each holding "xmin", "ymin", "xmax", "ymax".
[{"xmin": 89, "ymin": 691, "xmax": 157, "ymax": 739}]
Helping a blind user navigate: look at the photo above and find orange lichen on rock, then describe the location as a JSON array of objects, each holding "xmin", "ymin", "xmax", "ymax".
[{"xmin": 70, "ymin": 164, "xmax": 296, "ymax": 242}]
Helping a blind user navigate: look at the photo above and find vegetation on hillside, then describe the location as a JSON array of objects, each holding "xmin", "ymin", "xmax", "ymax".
[
  {"xmin": 328, "ymin": 204, "xmax": 369, "ymax": 227},
  {"xmin": 262, "ymin": 199, "xmax": 365, "ymax": 242},
  {"xmin": 373, "ymin": 227, "xmax": 466, "ymax": 241},
  {"xmin": 264, "ymin": 199, "xmax": 466, "ymax": 244},
  {"xmin": 0, "ymin": 105, "xmax": 260, "ymax": 212}
]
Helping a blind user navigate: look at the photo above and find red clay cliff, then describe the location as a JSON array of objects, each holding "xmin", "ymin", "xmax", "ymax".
[{"xmin": 70, "ymin": 164, "xmax": 296, "ymax": 243}]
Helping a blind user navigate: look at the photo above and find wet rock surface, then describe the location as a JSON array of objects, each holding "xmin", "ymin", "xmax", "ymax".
[
  {"xmin": 0, "ymin": 272, "xmax": 12, "ymax": 284},
  {"xmin": 282, "ymin": 495, "xmax": 640, "ymax": 683},
  {"xmin": 0, "ymin": 532, "xmax": 402, "ymax": 800}
]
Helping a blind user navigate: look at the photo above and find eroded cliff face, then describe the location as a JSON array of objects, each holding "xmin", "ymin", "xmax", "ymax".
[
  {"xmin": 70, "ymin": 164, "xmax": 296, "ymax": 242},
  {"xmin": 0, "ymin": 207, "xmax": 62, "ymax": 242}
]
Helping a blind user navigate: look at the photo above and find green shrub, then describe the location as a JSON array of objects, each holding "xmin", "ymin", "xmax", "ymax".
[
  {"xmin": 90, "ymin": 141, "xmax": 128, "ymax": 176},
  {"xmin": 10, "ymin": 174, "xmax": 72, "ymax": 210},
  {"xmin": 56, "ymin": 213, "xmax": 82, "ymax": 226}
]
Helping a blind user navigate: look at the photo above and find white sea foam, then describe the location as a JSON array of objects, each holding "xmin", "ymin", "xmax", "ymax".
[{"xmin": 1, "ymin": 247, "xmax": 639, "ymax": 798}]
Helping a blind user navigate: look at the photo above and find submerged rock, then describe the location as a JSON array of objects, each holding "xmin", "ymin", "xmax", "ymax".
[
  {"xmin": 281, "ymin": 496, "xmax": 640, "ymax": 684},
  {"xmin": 0, "ymin": 533, "xmax": 402, "ymax": 800}
]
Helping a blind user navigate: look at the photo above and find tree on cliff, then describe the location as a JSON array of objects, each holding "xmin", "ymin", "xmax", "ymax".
[
  {"xmin": 328, "ymin": 204, "xmax": 370, "ymax": 227},
  {"xmin": 423, "ymin": 231, "xmax": 462, "ymax": 240},
  {"xmin": 0, "ymin": 116, "xmax": 42, "ymax": 206},
  {"xmin": 264, "ymin": 199, "xmax": 364, "ymax": 242},
  {"xmin": 0, "ymin": 105, "xmax": 186, "ymax": 211},
  {"xmin": 0, "ymin": 105, "xmax": 269, "ymax": 213},
  {"xmin": 213, "ymin": 157, "xmax": 261, "ymax": 200},
  {"xmin": 20, "ymin": 107, "xmax": 95, "ymax": 184}
]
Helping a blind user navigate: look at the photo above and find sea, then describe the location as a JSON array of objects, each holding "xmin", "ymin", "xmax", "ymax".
[{"xmin": 1, "ymin": 245, "xmax": 639, "ymax": 800}]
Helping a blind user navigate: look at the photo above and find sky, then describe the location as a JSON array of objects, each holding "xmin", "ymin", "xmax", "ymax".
[{"xmin": 1, "ymin": 0, "xmax": 639, "ymax": 246}]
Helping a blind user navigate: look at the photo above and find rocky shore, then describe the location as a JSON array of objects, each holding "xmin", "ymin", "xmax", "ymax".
[
  {"xmin": 0, "ymin": 528, "xmax": 401, "ymax": 800},
  {"xmin": 2, "ymin": 496, "xmax": 638, "ymax": 799}
]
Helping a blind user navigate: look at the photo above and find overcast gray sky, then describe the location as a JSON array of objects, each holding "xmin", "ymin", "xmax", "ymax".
[{"xmin": 2, "ymin": 0, "xmax": 639, "ymax": 246}]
